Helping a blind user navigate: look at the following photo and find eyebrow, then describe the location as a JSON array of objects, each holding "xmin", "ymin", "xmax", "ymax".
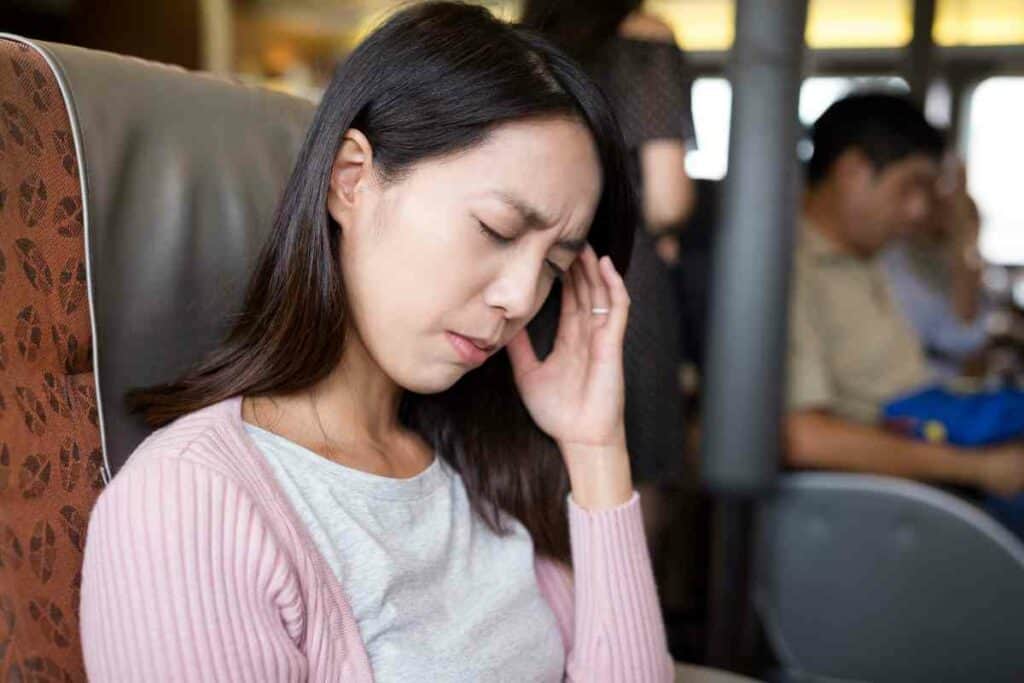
[{"xmin": 489, "ymin": 190, "xmax": 587, "ymax": 254}]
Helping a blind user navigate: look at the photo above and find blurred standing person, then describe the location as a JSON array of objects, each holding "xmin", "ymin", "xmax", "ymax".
[
  {"xmin": 881, "ymin": 156, "xmax": 989, "ymax": 379},
  {"xmin": 522, "ymin": 1, "xmax": 697, "ymax": 550}
]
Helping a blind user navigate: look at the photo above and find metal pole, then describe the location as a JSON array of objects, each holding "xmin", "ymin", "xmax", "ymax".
[
  {"xmin": 908, "ymin": 0, "xmax": 937, "ymax": 107},
  {"xmin": 702, "ymin": 0, "xmax": 807, "ymax": 496},
  {"xmin": 947, "ymin": 69, "xmax": 971, "ymax": 151},
  {"xmin": 701, "ymin": 0, "xmax": 807, "ymax": 669}
]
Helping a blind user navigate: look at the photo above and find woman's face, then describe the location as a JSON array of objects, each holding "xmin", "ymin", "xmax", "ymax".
[{"xmin": 328, "ymin": 116, "xmax": 603, "ymax": 393}]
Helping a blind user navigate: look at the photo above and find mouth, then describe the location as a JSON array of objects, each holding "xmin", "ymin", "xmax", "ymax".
[{"xmin": 446, "ymin": 331, "xmax": 495, "ymax": 366}]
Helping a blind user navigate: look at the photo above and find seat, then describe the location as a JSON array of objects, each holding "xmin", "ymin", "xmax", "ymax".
[
  {"xmin": 755, "ymin": 472, "xmax": 1024, "ymax": 682},
  {"xmin": 0, "ymin": 34, "xmax": 313, "ymax": 680}
]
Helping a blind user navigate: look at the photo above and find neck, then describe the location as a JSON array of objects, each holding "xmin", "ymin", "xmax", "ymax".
[
  {"xmin": 246, "ymin": 332, "xmax": 406, "ymax": 454},
  {"xmin": 242, "ymin": 330, "xmax": 429, "ymax": 476},
  {"xmin": 803, "ymin": 185, "xmax": 870, "ymax": 258},
  {"xmin": 311, "ymin": 333, "xmax": 405, "ymax": 446}
]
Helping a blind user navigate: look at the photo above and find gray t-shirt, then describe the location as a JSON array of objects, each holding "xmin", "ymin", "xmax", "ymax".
[{"xmin": 243, "ymin": 423, "xmax": 565, "ymax": 681}]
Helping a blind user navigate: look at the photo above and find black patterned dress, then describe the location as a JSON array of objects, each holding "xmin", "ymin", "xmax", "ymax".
[{"xmin": 590, "ymin": 37, "xmax": 696, "ymax": 485}]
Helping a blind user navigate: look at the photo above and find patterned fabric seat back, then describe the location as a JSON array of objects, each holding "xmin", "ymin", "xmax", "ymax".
[{"xmin": 0, "ymin": 35, "xmax": 313, "ymax": 680}]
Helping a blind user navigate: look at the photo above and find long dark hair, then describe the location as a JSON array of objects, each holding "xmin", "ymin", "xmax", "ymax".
[
  {"xmin": 520, "ymin": 0, "xmax": 642, "ymax": 62},
  {"xmin": 126, "ymin": 1, "xmax": 637, "ymax": 565}
]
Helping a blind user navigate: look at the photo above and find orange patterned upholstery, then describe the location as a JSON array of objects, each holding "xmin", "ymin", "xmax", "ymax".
[
  {"xmin": 0, "ymin": 37, "xmax": 103, "ymax": 681},
  {"xmin": 0, "ymin": 32, "xmax": 314, "ymax": 680}
]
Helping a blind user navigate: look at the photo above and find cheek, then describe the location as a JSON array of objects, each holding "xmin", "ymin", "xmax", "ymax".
[
  {"xmin": 842, "ymin": 188, "xmax": 869, "ymax": 220},
  {"xmin": 354, "ymin": 212, "xmax": 489, "ymax": 333},
  {"xmin": 864, "ymin": 187, "xmax": 893, "ymax": 223},
  {"xmin": 340, "ymin": 231, "xmax": 429, "ymax": 342}
]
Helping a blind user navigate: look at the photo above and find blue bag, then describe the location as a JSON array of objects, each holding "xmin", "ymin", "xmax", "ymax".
[
  {"xmin": 881, "ymin": 385, "xmax": 1024, "ymax": 447},
  {"xmin": 883, "ymin": 385, "xmax": 1024, "ymax": 540}
]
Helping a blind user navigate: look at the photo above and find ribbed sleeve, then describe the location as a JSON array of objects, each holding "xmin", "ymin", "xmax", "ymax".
[
  {"xmin": 80, "ymin": 457, "xmax": 309, "ymax": 682},
  {"xmin": 557, "ymin": 491, "xmax": 675, "ymax": 682}
]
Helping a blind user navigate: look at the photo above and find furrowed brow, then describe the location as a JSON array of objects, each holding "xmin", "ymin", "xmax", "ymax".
[{"xmin": 490, "ymin": 190, "xmax": 586, "ymax": 254}]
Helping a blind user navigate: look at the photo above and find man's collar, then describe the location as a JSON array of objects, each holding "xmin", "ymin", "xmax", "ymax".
[{"xmin": 800, "ymin": 218, "xmax": 870, "ymax": 264}]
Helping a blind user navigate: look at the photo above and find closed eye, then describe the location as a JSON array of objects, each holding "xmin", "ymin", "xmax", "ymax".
[
  {"xmin": 478, "ymin": 220, "xmax": 513, "ymax": 244},
  {"xmin": 478, "ymin": 220, "xmax": 566, "ymax": 279}
]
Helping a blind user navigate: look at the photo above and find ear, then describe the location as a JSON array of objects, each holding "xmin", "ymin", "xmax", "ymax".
[
  {"xmin": 327, "ymin": 128, "xmax": 375, "ymax": 231},
  {"xmin": 834, "ymin": 148, "xmax": 874, "ymax": 191}
]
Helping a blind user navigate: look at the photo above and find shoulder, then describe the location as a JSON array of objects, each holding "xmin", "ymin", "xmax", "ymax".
[
  {"xmin": 618, "ymin": 12, "xmax": 677, "ymax": 44},
  {"xmin": 89, "ymin": 398, "xmax": 286, "ymax": 559},
  {"xmin": 110, "ymin": 397, "xmax": 250, "ymax": 492}
]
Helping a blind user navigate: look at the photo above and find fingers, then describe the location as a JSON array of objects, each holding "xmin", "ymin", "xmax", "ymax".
[
  {"xmin": 572, "ymin": 258, "xmax": 591, "ymax": 314},
  {"xmin": 560, "ymin": 265, "xmax": 579, "ymax": 317},
  {"xmin": 598, "ymin": 254, "xmax": 630, "ymax": 342},
  {"xmin": 556, "ymin": 269, "xmax": 581, "ymax": 346},
  {"xmin": 555, "ymin": 244, "xmax": 628, "ymax": 350},
  {"xmin": 578, "ymin": 244, "xmax": 609, "ymax": 323}
]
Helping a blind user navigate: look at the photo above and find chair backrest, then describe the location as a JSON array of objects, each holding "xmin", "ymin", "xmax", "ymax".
[
  {"xmin": 0, "ymin": 35, "xmax": 314, "ymax": 680},
  {"xmin": 756, "ymin": 472, "xmax": 1024, "ymax": 683}
]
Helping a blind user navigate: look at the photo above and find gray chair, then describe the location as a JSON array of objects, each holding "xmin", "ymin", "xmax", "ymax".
[
  {"xmin": 755, "ymin": 473, "xmax": 1024, "ymax": 682},
  {"xmin": 0, "ymin": 34, "xmax": 312, "ymax": 679}
]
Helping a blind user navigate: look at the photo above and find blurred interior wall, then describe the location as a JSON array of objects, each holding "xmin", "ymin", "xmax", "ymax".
[
  {"xmin": 200, "ymin": 0, "xmax": 234, "ymax": 73},
  {"xmin": 3, "ymin": 0, "xmax": 201, "ymax": 69}
]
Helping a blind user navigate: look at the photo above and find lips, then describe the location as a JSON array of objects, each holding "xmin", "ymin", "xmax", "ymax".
[{"xmin": 446, "ymin": 331, "xmax": 492, "ymax": 366}]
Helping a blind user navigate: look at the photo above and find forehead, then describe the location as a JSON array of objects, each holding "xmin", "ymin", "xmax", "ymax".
[
  {"xmin": 422, "ymin": 117, "xmax": 603, "ymax": 228},
  {"xmin": 878, "ymin": 154, "xmax": 940, "ymax": 186}
]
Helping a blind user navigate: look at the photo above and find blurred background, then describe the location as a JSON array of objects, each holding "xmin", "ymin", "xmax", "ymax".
[
  {"xmin": 6, "ymin": 0, "xmax": 1023, "ymax": 320},
  {"xmin": 5, "ymin": 1, "xmax": 1024, "ymax": 679}
]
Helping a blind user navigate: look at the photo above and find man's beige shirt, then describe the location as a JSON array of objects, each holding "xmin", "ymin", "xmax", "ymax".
[{"xmin": 786, "ymin": 222, "xmax": 930, "ymax": 424}]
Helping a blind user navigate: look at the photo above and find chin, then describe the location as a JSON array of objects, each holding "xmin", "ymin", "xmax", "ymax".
[{"xmin": 395, "ymin": 364, "xmax": 467, "ymax": 395}]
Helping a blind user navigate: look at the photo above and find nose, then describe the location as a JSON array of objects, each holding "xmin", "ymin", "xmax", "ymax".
[{"xmin": 482, "ymin": 252, "xmax": 547, "ymax": 321}]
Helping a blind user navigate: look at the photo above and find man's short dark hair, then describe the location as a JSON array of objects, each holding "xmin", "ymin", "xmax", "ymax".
[{"xmin": 807, "ymin": 92, "xmax": 944, "ymax": 186}]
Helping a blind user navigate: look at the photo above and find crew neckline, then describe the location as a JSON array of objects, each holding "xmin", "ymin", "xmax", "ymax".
[{"xmin": 242, "ymin": 420, "xmax": 447, "ymax": 501}]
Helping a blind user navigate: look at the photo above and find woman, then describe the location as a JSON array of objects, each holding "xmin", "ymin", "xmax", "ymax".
[
  {"xmin": 79, "ymin": 3, "xmax": 674, "ymax": 681},
  {"xmin": 522, "ymin": 0, "xmax": 696, "ymax": 560}
]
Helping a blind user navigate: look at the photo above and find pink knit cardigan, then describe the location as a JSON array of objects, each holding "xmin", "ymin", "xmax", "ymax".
[{"xmin": 80, "ymin": 395, "xmax": 675, "ymax": 681}]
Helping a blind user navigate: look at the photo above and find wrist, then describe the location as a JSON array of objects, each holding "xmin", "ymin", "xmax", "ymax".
[
  {"xmin": 559, "ymin": 441, "xmax": 633, "ymax": 510},
  {"xmin": 932, "ymin": 443, "xmax": 985, "ymax": 486}
]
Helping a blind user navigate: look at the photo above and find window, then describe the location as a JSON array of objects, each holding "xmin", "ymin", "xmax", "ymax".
[
  {"xmin": 653, "ymin": 0, "xmax": 918, "ymax": 51},
  {"xmin": 935, "ymin": 0, "xmax": 1024, "ymax": 46},
  {"xmin": 805, "ymin": 0, "xmax": 914, "ymax": 48},
  {"xmin": 686, "ymin": 76, "xmax": 916, "ymax": 181},
  {"xmin": 965, "ymin": 78, "xmax": 1024, "ymax": 265},
  {"xmin": 686, "ymin": 78, "xmax": 731, "ymax": 180},
  {"xmin": 648, "ymin": 0, "xmax": 735, "ymax": 51},
  {"xmin": 799, "ymin": 76, "xmax": 909, "ymax": 126}
]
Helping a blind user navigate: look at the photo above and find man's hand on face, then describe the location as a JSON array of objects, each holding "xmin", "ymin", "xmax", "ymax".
[{"xmin": 935, "ymin": 155, "xmax": 980, "ymax": 246}]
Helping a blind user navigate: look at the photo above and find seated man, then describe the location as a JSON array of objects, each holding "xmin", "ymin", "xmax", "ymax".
[{"xmin": 786, "ymin": 93, "xmax": 1024, "ymax": 497}]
